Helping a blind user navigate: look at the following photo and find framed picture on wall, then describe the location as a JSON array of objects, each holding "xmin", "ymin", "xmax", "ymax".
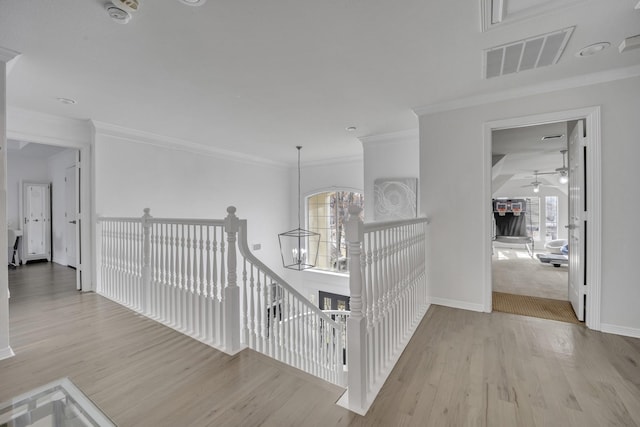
[{"xmin": 373, "ymin": 177, "xmax": 418, "ymax": 221}]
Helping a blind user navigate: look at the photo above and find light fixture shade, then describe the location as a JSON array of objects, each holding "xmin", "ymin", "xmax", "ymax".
[
  {"xmin": 533, "ymin": 184, "xmax": 540, "ymax": 193},
  {"xmin": 558, "ymin": 173, "xmax": 569, "ymax": 184},
  {"xmin": 278, "ymin": 227, "xmax": 320, "ymax": 271}
]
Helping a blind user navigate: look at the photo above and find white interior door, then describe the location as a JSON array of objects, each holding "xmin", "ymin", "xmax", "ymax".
[
  {"xmin": 568, "ymin": 120, "xmax": 585, "ymax": 321},
  {"xmin": 65, "ymin": 166, "xmax": 77, "ymax": 269},
  {"xmin": 23, "ymin": 182, "xmax": 51, "ymax": 262}
]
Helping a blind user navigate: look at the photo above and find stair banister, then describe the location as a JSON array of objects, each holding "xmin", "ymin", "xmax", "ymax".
[{"xmin": 345, "ymin": 205, "xmax": 367, "ymax": 411}]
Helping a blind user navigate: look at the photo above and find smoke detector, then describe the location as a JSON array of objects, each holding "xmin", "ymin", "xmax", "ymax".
[
  {"xmin": 111, "ymin": 0, "xmax": 140, "ymax": 13},
  {"xmin": 106, "ymin": 4, "xmax": 132, "ymax": 24}
]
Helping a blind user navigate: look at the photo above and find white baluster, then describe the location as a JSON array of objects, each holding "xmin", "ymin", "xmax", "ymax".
[
  {"xmin": 242, "ymin": 259, "xmax": 248, "ymax": 346},
  {"xmin": 198, "ymin": 226, "xmax": 205, "ymax": 340},
  {"xmin": 141, "ymin": 209, "xmax": 152, "ymax": 315}
]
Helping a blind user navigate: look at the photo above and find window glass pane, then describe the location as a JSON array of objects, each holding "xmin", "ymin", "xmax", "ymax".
[
  {"xmin": 527, "ymin": 197, "xmax": 540, "ymax": 241},
  {"xmin": 307, "ymin": 190, "xmax": 364, "ymax": 273},
  {"xmin": 545, "ymin": 196, "xmax": 558, "ymax": 241}
]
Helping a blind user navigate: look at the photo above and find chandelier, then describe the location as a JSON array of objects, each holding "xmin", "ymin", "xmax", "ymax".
[{"xmin": 278, "ymin": 146, "xmax": 320, "ymax": 271}]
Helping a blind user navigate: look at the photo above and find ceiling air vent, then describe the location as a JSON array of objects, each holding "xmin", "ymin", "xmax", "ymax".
[{"xmin": 485, "ymin": 27, "xmax": 574, "ymax": 79}]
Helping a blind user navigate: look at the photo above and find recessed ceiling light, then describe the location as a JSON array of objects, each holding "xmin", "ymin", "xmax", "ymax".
[
  {"xmin": 346, "ymin": 126, "xmax": 357, "ymax": 132},
  {"xmin": 178, "ymin": 0, "xmax": 207, "ymax": 6},
  {"xmin": 576, "ymin": 42, "xmax": 610, "ymax": 57},
  {"xmin": 56, "ymin": 97, "xmax": 77, "ymax": 105}
]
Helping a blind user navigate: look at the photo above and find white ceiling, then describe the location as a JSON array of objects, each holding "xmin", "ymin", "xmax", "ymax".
[
  {"xmin": 492, "ymin": 121, "xmax": 570, "ymax": 194},
  {"xmin": 1, "ymin": 0, "xmax": 639, "ymax": 163}
]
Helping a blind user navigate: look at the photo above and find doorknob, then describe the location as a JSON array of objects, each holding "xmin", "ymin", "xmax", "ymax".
[
  {"xmin": 565, "ymin": 224, "xmax": 578, "ymax": 230},
  {"xmin": 69, "ymin": 220, "xmax": 77, "ymax": 224}
]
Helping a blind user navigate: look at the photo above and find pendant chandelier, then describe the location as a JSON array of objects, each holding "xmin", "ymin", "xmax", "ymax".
[{"xmin": 279, "ymin": 146, "xmax": 320, "ymax": 271}]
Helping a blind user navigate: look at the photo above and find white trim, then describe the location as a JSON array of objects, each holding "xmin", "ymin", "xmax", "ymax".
[
  {"xmin": 427, "ymin": 297, "xmax": 485, "ymax": 313},
  {"xmin": 8, "ymin": 107, "xmax": 91, "ymax": 147},
  {"xmin": 480, "ymin": 0, "xmax": 586, "ymax": 32},
  {"xmin": 0, "ymin": 346, "xmax": 15, "ymax": 361},
  {"xmin": 0, "ymin": 46, "xmax": 20, "ymax": 63},
  {"xmin": 302, "ymin": 155, "xmax": 363, "ymax": 168},
  {"xmin": 359, "ymin": 128, "xmax": 418, "ymax": 146},
  {"xmin": 414, "ymin": 65, "xmax": 640, "ymax": 116},
  {"xmin": 483, "ymin": 106, "xmax": 602, "ymax": 331},
  {"xmin": 92, "ymin": 120, "xmax": 287, "ymax": 169},
  {"xmin": 601, "ymin": 323, "xmax": 640, "ymax": 339}
]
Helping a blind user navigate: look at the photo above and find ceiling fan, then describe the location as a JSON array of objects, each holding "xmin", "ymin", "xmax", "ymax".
[{"xmin": 521, "ymin": 171, "xmax": 558, "ymax": 193}]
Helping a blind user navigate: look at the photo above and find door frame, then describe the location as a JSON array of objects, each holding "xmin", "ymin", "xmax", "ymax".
[
  {"xmin": 6, "ymin": 133, "xmax": 92, "ymax": 292},
  {"xmin": 483, "ymin": 106, "xmax": 601, "ymax": 330}
]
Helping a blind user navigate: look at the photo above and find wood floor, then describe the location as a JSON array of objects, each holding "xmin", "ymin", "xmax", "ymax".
[{"xmin": 2, "ymin": 263, "xmax": 640, "ymax": 426}]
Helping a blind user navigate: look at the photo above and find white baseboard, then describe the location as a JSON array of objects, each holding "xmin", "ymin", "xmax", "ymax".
[
  {"xmin": 600, "ymin": 323, "xmax": 640, "ymax": 339},
  {"xmin": 52, "ymin": 256, "xmax": 67, "ymax": 266},
  {"xmin": 0, "ymin": 346, "xmax": 15, "ymax": 361},
  {"xmin": 427, "ymin": 297, "xmax": 484, "ymax": 312}
]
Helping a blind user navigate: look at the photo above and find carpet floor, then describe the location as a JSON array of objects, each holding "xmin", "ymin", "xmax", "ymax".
[
  {"xmin": 493, "ymin": 291, "xmax": 580, "ymax": 324},
  {"xmin": 492, "ymin": 247, "xmax": 568, "ymax": 300}
]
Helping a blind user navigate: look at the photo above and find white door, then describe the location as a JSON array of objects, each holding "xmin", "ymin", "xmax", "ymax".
[
  {"xmin": 65, "ymin": 166, "xmax": 77, "ymax": 269},
  {"xmin": 23, "ymin": 182, "xmax": 51, "ymax": 262},
  {"xmin": 568, "ymin": 120, "xmax": 585, "ymax": 321}
]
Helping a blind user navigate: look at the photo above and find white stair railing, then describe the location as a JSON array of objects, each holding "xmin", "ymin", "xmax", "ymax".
[
  {"xmin": 97, "ymin": 209, "xmax": 233, "ymax": 351},
  {"xmin": 96, "ymin": 207, "xmax": 345, "ymax": 385},
  {"xmin": 340, "ymin": 206, "xmax": 429, "ymax": 415},
  {"xmin": 236, "ymin": 218, "xmax": 345, "ymax": 386}
]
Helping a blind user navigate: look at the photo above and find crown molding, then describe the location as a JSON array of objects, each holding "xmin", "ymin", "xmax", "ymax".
[
  {"xmin": 91, "ymin": 121, "xmax": 287, "ymax": 169},
  {"xmin": 302, "ymin": 154, "xmax": 363, "ymax": 168},
  {"xmin": 359, "ymin": 128, "xmax": 419, "ymax": 146},
  {"xmin": 0, "ymin": 46, "xmax": 20, "ymax": 63},
  {"xmin": 414, "ymin": 64, "xmax": 640, "ymax": 116},
  {"xmin": 7, "ymin": 107, "xmax": 92, "ymax": 147}
]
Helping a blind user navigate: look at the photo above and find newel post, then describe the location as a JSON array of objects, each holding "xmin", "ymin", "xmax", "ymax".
[
  {"xmin": 224, "ymin": 206, "xmax": 242, "ymax": 354},
  {"xmin": 345, "ymin": 205, "xmax": 367, "ymax": 410},
  {"xmin": 141, "ymin": 208, "xmax": 152, "ymax": 315}
]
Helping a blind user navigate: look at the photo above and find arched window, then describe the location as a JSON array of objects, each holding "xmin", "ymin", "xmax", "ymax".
[{"xmin": 307, "ymin": 190, "xmax": 364, "ymax": 273}]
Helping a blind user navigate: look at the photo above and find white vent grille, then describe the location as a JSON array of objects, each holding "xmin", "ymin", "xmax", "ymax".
[{"xmin": 485, "ymin": 27, "xmax": 574, "ymax": 79}]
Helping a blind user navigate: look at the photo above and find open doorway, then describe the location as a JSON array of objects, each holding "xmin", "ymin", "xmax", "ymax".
[
  {"xmin": 7, "ymin": 140, "xmax": 81, "ymax": 291},
  {"xmin": 483, "ymin": 107, "xmax": 601, "ymax": 329},
  {"xmin": 490, "ymin": 122, "xmax": 575, "ymax": 322}
]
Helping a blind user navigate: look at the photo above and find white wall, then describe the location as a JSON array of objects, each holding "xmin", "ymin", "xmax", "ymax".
[
  {"xmin": 419, "ymin": 75, "xmax": 640, "ymax": 333},
  {"xmin": 0, "ymin": 59, "xmax": 11, "ymax": 359},
  {"xmin": 93, "ymin": 132, "xmax": 291, "ymax": 271},
  {"xmin": 361, "ymin": 130, "xmax": 420, "ymax": 221},
  {"xmin": 284, "ymin": 157, "xmax": 364, "ymax": 304},
  {"xmin": 48, "ymin": 149, "xmax": 77, "ymax": 265}
]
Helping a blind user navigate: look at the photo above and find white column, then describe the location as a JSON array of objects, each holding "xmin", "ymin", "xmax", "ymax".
[
  {"xmin": 345, "ymin": 205, "xmax": 367, "ymax": 410},
  {"xmin": 223, "ymin": 206, "xmax": 241, "ymax": 354},
  {"xmin": 0, "ymin": 46, "xmax": 20, "ymax": 360}
]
